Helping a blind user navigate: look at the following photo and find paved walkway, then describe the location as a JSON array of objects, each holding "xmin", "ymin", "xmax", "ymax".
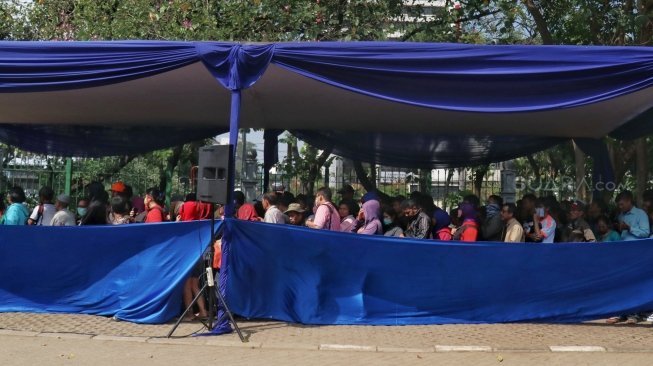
[{"xmin": 1, "ymin": 312, "xmax": 652, "ymax": 353}]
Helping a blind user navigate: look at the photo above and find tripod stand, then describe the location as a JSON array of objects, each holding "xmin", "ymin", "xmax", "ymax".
[{"xmin": 167, "ymin": 205, "xmax": 245, "ymax": 341}]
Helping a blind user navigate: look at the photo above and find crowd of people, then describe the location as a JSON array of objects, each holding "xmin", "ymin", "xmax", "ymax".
[
  {"xmin": 0, "ymin": 181, "xmax": 222, "ymax": 226},
  {"xmin": 3, "ymin": 181, "xmax": 653, "ymax": 322},
  {"xmin": 4, "ymin": 180, "xmax": 648, "ymax": 245},
  {"xmin": 237, "ymin": 184, "xmax": 652, "ymax": 245}
]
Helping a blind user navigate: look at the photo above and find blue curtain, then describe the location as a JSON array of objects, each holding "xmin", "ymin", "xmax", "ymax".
[
  {"xmin": 0, "ymin": 221, "xmax": 215, "ymax": 324},
  {"xmin": 227, "ymin": 219, "xmax": 653, "ymax": 325}
]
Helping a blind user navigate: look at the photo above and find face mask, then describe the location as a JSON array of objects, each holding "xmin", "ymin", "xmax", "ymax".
[
  {"xmin": 77, "ymin": 207, "xmax": 88, "ymax": 217},
  {"xmin": 536, "ymin": 208, "xmax": 545, "ymax": 217},
  {"xmin": 383, "ymin": 218, "xmax": 393, "ymax": 225}
]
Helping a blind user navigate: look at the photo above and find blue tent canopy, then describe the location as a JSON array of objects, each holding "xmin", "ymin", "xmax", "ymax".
[
  {"xmin": 2, "ymin": 41, "xmax": 653, "ymax": 327},
  {"xmin": 0, "ymin": 41, "xmax": 651, "ymax": 164}
]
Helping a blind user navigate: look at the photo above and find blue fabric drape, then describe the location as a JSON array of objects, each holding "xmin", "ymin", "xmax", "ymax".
[
  {"xmin": 2, "ymin": 41, "xmax": 653, "ymax": 162},
  {"xmin": 272, "ymin": 42, "xmax": 653, "ymax": 112},
  {"xmin": 0, "ymin": 221, "xmax": 215, "ymax": 324},
  {"xmin": 197, "ymin": 43, "xmax": 274, "ymax": 90},
  {"xmin": 0, "ymin": 41, "xmax": 200, "ymax": 91},
  {"xmin": 292, "ymin": 130, "xmax": 564, "ymax": 168},
  {"xmin": 0, "ymin": 124, "xmax": 226, "ymax": 157},
  {"xmin": 227, "ymin": 219, "xmax": 653, "ymax": 325}
]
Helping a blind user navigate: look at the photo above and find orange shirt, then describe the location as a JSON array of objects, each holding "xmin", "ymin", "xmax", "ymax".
[{"xmin": 459, "ymin": 220, "xmax": 479, "ymax": 242}]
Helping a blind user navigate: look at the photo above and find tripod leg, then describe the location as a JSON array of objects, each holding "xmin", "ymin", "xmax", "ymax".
[
  {"xmin": 166, "ymin": 282, "xmax": 209, "ymax": 338},
  {"xmin": 214, "ymin": 285, "xmax": 246, "ymax": 342}
]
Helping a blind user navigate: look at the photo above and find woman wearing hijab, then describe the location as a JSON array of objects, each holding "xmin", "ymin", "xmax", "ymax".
[
  {"xmin": 1, "ymin": 186, "xmax": 29, "ymax": 225},
  {"xmin": 432, "ymin": 207, "xmax": 452, "ymax": 241},
  {"xmin": 355, "ymin": 199, "xmax": 383, "ymax": 235},
  {"xmin": 453, "ymin": 202, "xmax": 479, "ymax": 242}
]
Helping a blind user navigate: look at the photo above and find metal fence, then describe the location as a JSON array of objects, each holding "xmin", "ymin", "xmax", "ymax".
[
  {"xmin": 2, "ymin": 148, "xmax": 501, "ymax": 211},
  {"xmin": 0, "ymin": 151, "xmax": 190, "ymax": 207},
  {"xmin": 258, "ymin": 159, "xmax": 502, "ymax": 211}
]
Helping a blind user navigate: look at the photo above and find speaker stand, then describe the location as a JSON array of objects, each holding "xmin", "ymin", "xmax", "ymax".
[{"xmin": 167, "ymin": 205, "xmax": 245, "ymax": 341}]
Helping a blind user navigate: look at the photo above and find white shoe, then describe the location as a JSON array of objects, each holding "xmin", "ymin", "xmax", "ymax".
[{"xmin": 646, "ymin": 313, "xmax": 653, "ymax": 322}]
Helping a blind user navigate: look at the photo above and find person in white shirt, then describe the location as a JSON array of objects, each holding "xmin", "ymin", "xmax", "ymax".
[
  {"xmin": 50, "ymin": 194, "xmax": 77, "ymax": 226},
  {"xmin": 28, "ymin": 186, "xmax": 57, "ymax": 226},
  {"xmin": 262, "ymin": 192, "xmax": 288, "ymax": 224}
]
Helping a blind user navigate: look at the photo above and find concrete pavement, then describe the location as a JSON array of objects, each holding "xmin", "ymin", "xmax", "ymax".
[{"xmin": 1, "ymin": 312, "xmax": 653, "ymax": 365}]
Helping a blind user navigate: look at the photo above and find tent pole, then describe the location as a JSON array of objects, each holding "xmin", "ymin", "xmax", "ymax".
[
  {"xmin": 212, "ymin": 89, "xmax": 241, "ymax": 336},
  {"xmin": 226, "ymin": 90, "xmax": 241, "ymax": 218}
]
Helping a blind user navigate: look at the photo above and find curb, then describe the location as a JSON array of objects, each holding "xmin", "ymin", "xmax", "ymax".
[{"xmin": 0, "ymin": 329, "xmax": 650, "ymax": 354}]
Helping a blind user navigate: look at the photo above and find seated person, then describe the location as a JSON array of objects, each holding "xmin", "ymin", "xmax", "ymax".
[
  {"xmin": 338, "ymin": 199, "xmax": 359, "ymax": 233},
  {"xmin": 354, "ymin": 199, "xmax": 382, "ymax": 235},
  {"xmin": 566, "ymin": 200, "xmax": 596, "ymax": 242},
  {"xmin": 285, "ymin": 203, "xmax": 306, "ymax": 226},
  {"xmin": 403, "ymin": 199, "xmax": 431, "ymax": 239},
  {"xmin": 500, "ymin": 203, "xmax": 524, "ymax": 243},
  {"xmin": 596, "ymin": 215, "xmax": 621, "ymax": 242},
  {"xmin": 432, "ymin": 207, "xmax": 452, "ymax": 241},
  {"xmin": 481, "ymin": 195, "xmax": 503, "ymax": 241},
  {"xmin": 526, "ymin": 198, "xmax": 556, "ymax": 243},
  {"xmin": 109, "ymin": 196, "xmax": 131, "ymax": 225},
  {"xmin": 383, "ymin": 207, "xmax": 404, "ymax": 237},
  {"xmin": 453, "ymin": 202, "xmax": 478, "ymax": 242}
]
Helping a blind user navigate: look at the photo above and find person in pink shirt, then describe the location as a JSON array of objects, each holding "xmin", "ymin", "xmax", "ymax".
[
  {"xmin": 306, "ymin": 187, "xmax": 341, "ymax": 231},
  {"xmin": 338, "ymin": 199, "xmax": 359, "ymax": 233},
  {"xmin": 355, "ymin": 199, "xmax": 383, "ymax": 235}
]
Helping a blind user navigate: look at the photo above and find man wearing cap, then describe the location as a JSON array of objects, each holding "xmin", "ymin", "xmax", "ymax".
[
  {"xmin": 50, "ymin": 194, "xmax": 77, "ymax": 226},
  {"xmin": 111, "ymin": 181, "xmax": 127, "ymax": 197},
  {"xmin": 285, "ymin": 203, "xmax": 306, "ymax": 226},
  {"xmin": 338, "ymin": 184, "xmax": 355, "ymax": 202},
  {"xmin": 566, "ymin": 200, "xmax": 596, "ymax": 242}
]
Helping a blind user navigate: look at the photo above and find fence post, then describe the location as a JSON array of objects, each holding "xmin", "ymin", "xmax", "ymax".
[
  {"xmin": 64, "ymin": 158, "xmax": 72, "ymax": 195},
  {"xmin": 165, "ymin": 165, "xmax": 173, "ymax": 209},
  {"xmin": 500, "ymin": 160, "xmax": 516, "ymax": 204},
  {"xmin": 0, "ymin": 147, "xmax": 4, "ymax": 194}
]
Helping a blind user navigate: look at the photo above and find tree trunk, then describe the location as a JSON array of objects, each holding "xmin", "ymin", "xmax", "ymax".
[
  {"xmin": 523, "ymin": 0, "xmax": 554, "ymax": 44},
  {"xmin": 305, "ymin": 147, "xmax": 333, "ymax": 196},
  {"xmin": 636, "ymin": 138, "xmax": 648, "ymax": 206},
  {"xmin": 159, "ymin": 145, "xmax": 183, "ymax": 206},
  {"xmin": 473, "ymin": 166, "xmax": 489, "ymax": 198},
  {"xmin": 572, "ymin": 141, "xmax": 587, "ymax": 201},
  {"xmin": 353, "ymin": 160, "xmax": 376, "ymax": 192}
]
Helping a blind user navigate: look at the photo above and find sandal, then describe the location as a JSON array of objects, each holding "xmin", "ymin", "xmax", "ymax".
[
  {"xmin": 626, "ymin": 315, "xmax": 640, "ymax": 324},
  {"xmin": 606, "ymin": 316, "xmax": 626, "ymax": 324}
]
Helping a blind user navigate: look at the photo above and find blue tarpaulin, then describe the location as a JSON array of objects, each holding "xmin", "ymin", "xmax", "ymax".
[
  {"xmin": 0, "ymin": 221, "xmax": 215, "ymax": 324},
  {"xmin": 226, "ymin": 219, "xmax": 653, "ymax": 325}
]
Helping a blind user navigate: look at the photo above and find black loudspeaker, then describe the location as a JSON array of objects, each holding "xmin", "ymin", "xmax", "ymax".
[{"xmin": 197, "ymin": 144, "xmax": 233, "ymax": 204}]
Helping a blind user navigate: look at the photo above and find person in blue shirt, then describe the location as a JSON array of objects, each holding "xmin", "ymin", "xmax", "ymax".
[
  {"xmin": 596, "ymin": 215, "xmax": 621, "ymax": 242},
  {"xmin": 1, "ymin": 186, "xmax": 29, "ymax": 225},
  {"xmin": 616, "ymin": 190, "xmax": 650, "ymax": 241}
]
